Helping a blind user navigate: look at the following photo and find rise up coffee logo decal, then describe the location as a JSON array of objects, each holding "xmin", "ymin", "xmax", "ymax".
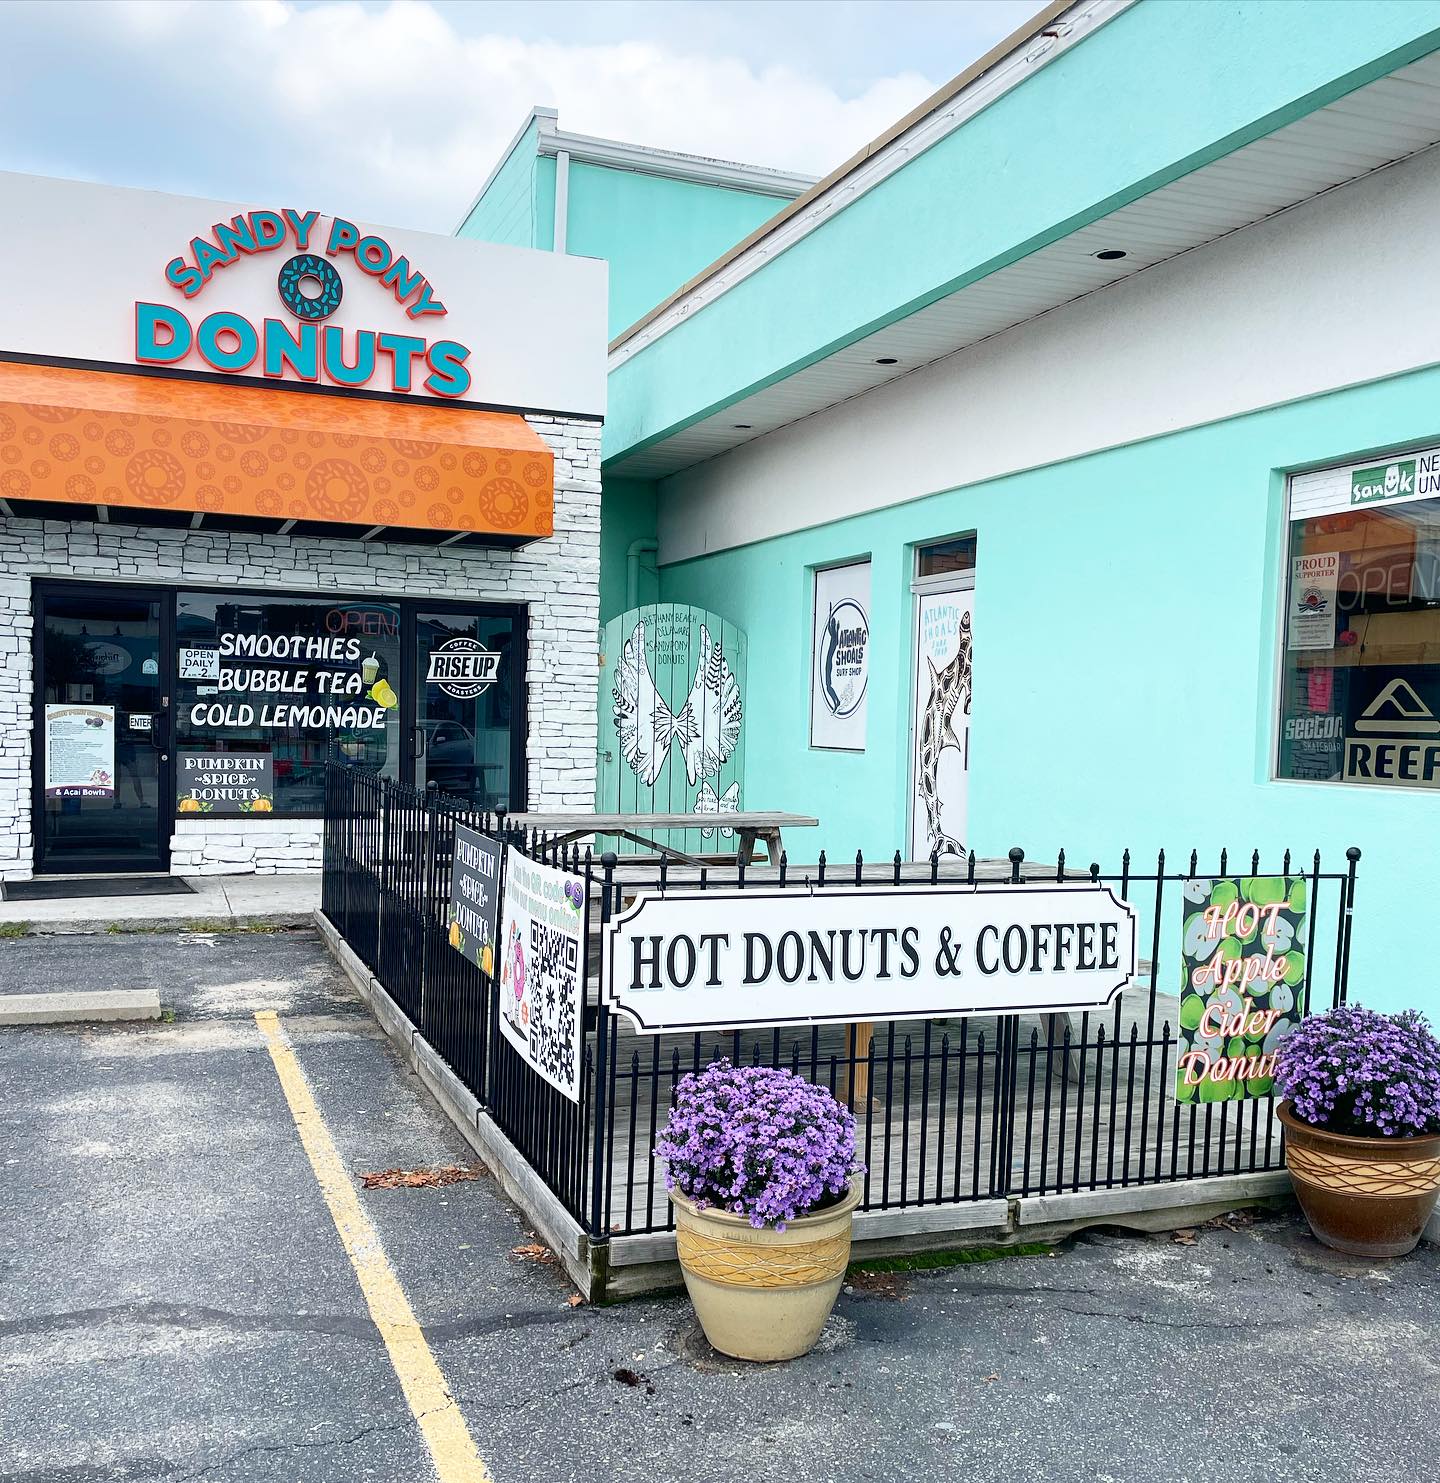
[{"xmin": 426, "ymin": 636, "xmax": 500, "ymax": 700}]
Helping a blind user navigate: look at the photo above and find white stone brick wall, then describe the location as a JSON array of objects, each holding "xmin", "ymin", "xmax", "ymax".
[{"xmin": 0, "ymin": 413, "xmax": 600, "ymax": 878}]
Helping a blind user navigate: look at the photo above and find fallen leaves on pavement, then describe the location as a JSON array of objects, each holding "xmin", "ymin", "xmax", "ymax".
[
  {"xmin": 1170, "ymin": 1228, "xmax": 1198, "ymax": 1246},
  {"xmin": 360, "ymin": 1164, "xmax": 485, "ymax": 1190},
  {"xmin": 1205, "ymin": 1209, "xmax": 1255, "ymax": 1231},
  {"xmin": 511, "ymin": 1242, "xmax": 557, "ymax": 1264}
]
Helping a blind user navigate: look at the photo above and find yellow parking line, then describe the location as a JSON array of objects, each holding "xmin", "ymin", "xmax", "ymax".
[{"xmin": 254, "ymin": 1010, "xmax": 492, "ymax": 1483}]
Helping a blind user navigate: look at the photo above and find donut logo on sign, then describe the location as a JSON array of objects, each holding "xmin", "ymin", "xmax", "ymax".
[
  {"xmin": 277, "ymin": 254, "xmax": 343, "ymax": 322},
  {"xmin": 818, "ymin": 598, "xmax": 869, "ymax": 718},
  {"xmin": 426, "ymin": 636, "xmax": 500, "ymax": 699}
]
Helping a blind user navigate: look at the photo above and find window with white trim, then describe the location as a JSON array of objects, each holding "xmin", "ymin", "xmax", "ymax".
[{"xmin": 1281, "ymin": 448, "xmax": 1440, "ymax": 789}]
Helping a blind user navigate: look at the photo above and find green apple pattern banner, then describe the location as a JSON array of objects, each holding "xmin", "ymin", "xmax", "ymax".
[{"xmin": 1176, "ymin": 876, "xmax": 1308, "ymax": 1104}]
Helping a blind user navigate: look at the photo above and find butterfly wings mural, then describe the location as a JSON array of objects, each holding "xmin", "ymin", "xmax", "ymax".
[{"xmin": 602, "ymin": 606, "xmax": 747, "ymax": 849}]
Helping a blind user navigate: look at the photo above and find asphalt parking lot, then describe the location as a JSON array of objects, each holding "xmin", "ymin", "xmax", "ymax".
[{"xmin": 1, "ymin": 928, "xmax": 1437, "ymax": 1483}]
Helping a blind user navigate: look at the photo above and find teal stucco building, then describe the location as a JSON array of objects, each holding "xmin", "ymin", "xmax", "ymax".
[{"xmin": 464, "ymin": 0, "xmax": 1440, "ymax": 1013}]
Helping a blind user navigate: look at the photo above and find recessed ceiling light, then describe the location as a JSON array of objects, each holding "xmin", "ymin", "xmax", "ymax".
[
  {"xmin": 733, "ymin": 423, "xmax": 753, "ymax": 430},
  {"xmin": 1094, "ymin": 249, "xmax": 1127, "ymax": 261},
  {"xmin": 875, "ymin": 356, "xmax": 899, "ymax": 365}
]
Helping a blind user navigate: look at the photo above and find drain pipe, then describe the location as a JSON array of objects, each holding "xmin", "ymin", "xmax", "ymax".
[{"xmin": 626, "ymin": 538, "xmax": 658, "ymax": 610}]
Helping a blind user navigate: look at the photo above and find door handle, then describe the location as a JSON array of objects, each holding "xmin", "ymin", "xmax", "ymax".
[{"xmin": 413, "ymin": 725, "xmax": 427, "ymax": 758}]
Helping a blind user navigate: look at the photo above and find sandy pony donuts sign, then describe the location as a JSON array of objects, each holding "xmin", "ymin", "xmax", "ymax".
[{"xmin": 1176, "ymin": 876, "xmax": 1309, "ymax": 1103}]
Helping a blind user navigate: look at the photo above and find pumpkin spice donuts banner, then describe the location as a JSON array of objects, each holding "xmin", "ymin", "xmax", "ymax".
[
  {"xmin": 447, "ymin": 825, "xmax": 503, "ymax": 979},
  {"xmin": 1176, "ymin": 876, "xmax": 1309, "ymax": 1105}
]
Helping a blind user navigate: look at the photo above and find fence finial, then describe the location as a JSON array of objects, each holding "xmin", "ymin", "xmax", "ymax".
[{"xmin": 1008, "ymin": 846, "xmax": 1024, "ymax": 884}]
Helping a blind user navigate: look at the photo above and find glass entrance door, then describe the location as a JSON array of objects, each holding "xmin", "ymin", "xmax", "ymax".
[
  {"xmin": 36, "ymin": 585, "xmax": 169, "ymax": 873},
  {"xmin": 409, "ymin": 607, "xmax": 525, "ymax": 811}
]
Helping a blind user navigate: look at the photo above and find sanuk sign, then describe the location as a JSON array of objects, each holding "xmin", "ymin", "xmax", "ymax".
[
  {"xmin": 1343, "ymin": 447, "xmax": 1440, "ymax": 509},
  {"xmin": 1351, "ymin": 459, "xmax": 1416, "ymax": 504},
  {"xmin": 602, "ymin": 884, "xmax": 1137, "ymax": 1032}
]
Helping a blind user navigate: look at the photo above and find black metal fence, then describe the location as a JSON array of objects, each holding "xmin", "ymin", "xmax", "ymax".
[{"xmin": 322, "ymin": 763, "xmax": 1359, "ymax": 1244}]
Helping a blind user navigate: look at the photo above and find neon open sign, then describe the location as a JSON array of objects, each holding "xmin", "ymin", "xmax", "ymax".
[{"xmin": 135, "ymin": 209, "xmax": 473, "ymax": 397}]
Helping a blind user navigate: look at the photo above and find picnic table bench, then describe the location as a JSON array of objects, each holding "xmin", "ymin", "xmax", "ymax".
[{"xmin": 499, "ymin": 810, "xmax": 819, "ymax": 868}]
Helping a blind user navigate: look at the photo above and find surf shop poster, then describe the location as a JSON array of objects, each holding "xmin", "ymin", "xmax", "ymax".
[{"xmin": 1176, "ymin": 876, "xmax": 1308, "ymax": 1103}]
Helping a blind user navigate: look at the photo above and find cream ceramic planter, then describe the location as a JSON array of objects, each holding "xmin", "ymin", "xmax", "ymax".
[{"xmin": 670, "ymin": 1181, "xmax": 862, "ymax": 1362}]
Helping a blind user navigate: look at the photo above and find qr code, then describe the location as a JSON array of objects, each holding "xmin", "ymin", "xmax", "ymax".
[{"xmin": 528, "ymin": 919, "xmax": 580, "ymax": 1086}]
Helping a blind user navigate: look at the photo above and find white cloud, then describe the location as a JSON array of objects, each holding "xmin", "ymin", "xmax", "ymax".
[{"xmin": 0, "ymin": 0, "xmax": 945, "ymax": 231}]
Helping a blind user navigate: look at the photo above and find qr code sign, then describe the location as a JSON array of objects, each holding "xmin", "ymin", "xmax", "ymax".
[{"xmin": 528, "ymin": 918, "xmax": 580, "ymax": 1086}]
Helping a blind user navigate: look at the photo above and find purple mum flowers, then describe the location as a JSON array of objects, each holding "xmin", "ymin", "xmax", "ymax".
[
  {"xmin": 1275, "ymin": 1004, "xmax": 1440, "ymax": 1138},
  {"xmin": 654, "ymin": 1059, "xmax": 863, "ymax": 1229}
]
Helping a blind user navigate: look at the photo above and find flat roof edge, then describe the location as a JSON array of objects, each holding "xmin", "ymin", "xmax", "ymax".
[
  {"xmin": 606, "ymin": 0, "xmax": 1079, "ymax": 354},
  {"xmin": 540, "ymin": 127, "xmax": 816, "ymax": 197}
]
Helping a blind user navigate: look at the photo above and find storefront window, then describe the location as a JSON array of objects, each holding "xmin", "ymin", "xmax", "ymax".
[
  {"xmin": 1279, "ymin": 458, "xmax": 1440, "ymax": 789},
  {"xmin": 175, "ymin": 594, "xmax": 401, "ymax": 816}
]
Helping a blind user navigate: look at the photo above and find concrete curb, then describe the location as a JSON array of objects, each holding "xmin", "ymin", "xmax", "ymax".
[
  {"xmin": 13, "ymin": 912, "xmax": 317, "ymax": 938},
  {"xmin": 0, "ymin": 989, "xmax": 162, "ymax": 1024}
]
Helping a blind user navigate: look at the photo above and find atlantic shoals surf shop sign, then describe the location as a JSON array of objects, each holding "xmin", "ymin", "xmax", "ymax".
[
  {"xmin": 602, "ymin": 883, "xmax": 1137, "ymax": 1031},
  {"xmin": 136, "ymin": 209, "xmax": 473, "ymax": 397}
]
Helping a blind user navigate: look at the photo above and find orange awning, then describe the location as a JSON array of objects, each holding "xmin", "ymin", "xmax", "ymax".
[{"xmin": 0, "ymin": 362, "xmax": 554, "ymax": 542}]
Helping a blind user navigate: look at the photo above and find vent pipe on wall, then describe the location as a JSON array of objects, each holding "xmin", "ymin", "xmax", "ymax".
[{"xmin": 627, "ymin": 537, "xmax": 658, "ymax": 609}]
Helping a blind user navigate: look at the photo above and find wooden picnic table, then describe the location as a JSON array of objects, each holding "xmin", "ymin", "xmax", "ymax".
[{"xmin": 500, "ymin": 810, "xmax": 818, "ymax": 869}]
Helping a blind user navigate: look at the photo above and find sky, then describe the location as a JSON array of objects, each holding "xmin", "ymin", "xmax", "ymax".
[{"xmin": 0, "ymin": 0, "xmax": 1043, "ymax": 234}]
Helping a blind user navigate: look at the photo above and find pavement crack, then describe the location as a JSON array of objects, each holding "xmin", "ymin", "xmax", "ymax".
[
  {"xmin": 172, "ymin": 1414, "xmax": 419, "ymax": 1481},
  {"xmin": 1045, "ymin": 1303, "xmax": 1257, "ymax": 1331},
  {"xmin": 0, "ymin": 1300, "xmax": 574, "ymax": 1348}
]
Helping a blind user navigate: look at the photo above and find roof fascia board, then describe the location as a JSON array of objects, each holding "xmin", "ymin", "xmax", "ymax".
[
  {"xmin": 602, "ymin": 3, "xmax": 1440, "ymax": 469},
  {"xmin": 607, "ymin": 0, "xmax": 1085, "ymax": 354},
  {"xmin": 539, "ymin": 127, "xmax": 816, "ymax": 197},
  {"xmin": 454, "ymin": 106, "xmax": 559, "ymax": 235}
]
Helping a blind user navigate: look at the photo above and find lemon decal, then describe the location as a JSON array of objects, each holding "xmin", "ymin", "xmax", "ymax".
[{"xmin": 369, "ymin": 679, "xmax": 398, "ymax": 709}]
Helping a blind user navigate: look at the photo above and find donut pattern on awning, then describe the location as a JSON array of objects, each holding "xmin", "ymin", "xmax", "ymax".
[{"xmin": 0, "ymin": 362, "xmax": 555, "ymax": 539}]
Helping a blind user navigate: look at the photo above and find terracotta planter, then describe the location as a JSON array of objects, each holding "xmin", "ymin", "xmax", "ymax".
[
  {"xmin": 670, "ymin": 1181, "xmax": 861, "ymax": 1361},
  {"xmin": 1279, "ymin": 1101, "xmax": 1440, "ymax": 1256}
]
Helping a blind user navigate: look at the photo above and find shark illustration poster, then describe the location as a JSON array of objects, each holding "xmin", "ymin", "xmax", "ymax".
[
  {"xmin": 597, "ymin": 604, "xmax": 747, "ymax": 855},
  {"xmin": 909, "ymin": 590, "xmax": 972, "ymax": 860}
]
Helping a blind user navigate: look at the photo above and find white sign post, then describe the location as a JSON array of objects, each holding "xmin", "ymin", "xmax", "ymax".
[{"xmin": 603, "ymin": 883, "xmax": 1136, "ymax": 1032}]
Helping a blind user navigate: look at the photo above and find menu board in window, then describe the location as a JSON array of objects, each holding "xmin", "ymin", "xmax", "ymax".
[{"xmin": 174, "ymin": 594, "xmax": 401, "ymax": 815}]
